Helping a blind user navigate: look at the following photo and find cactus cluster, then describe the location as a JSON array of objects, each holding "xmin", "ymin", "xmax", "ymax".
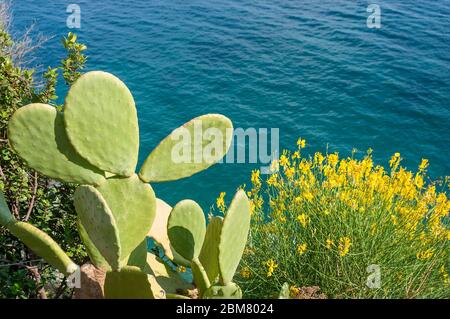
[{"xmin": 1, "ymin": 71, "xmax": 251, "ymax": 299}]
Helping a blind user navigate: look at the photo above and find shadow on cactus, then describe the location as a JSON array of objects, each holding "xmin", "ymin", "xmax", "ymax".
[{"xmin": 0, "ymin": 71, "xmax": 251, "ymax": 299}]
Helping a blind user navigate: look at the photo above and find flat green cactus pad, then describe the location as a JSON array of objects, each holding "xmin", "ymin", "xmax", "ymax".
[
  {"xmin": 218, "ymin": 190, "xmax": 251, "ymax": 284},
  {"xmin": 169, "ymin": 245, "xmax": 192, "ymax": 267},
  {"xmin": 202, "ymin": 283, "xmax": 242, "ymax": 299},
  {"xmin": 148, "ymin": 198, "xmax": 191, "ymax": 266},
  {"xmin": 199, "ymin": 216, "xmax": 223, "ymax": 284},
  {"xmin": 191, "ymin": 259, "xmax": 211, "ymax": 296},
  {"xmin": 0, "ymin": 191, "xmax": 15, "ymax": 226},
  {"xmin": 96, "ymin": 175, "xmax": 156, "ymax": 262},
  {"xmin": 167, "ymin": 200, "xmax": 206, "ymax": 261},
  {"xmin": 8, "ymin": 221, "xmax": 77, "ymax": 275},
  {"xmin": 104, "ymin": 266, "xmax": 154, "ymax": 299},
  {"xmin": 126, "ymin": 238, "xmax": 149, "ymax": 270},
  {"xmin": 74, "ymin": 186, "xmax": 121, "ymax": 270},
  {"xmin": 8, "ymin": 103, "xmax": 105, "ymax": 185},
  {"xmin": 64, "ymin": 71, "xmax": 139, "ymax": 176},
  {"xmin": 77, "ymin": 218, "xmax": 112, "ymax": 271},
  {"xmin": 139, "ymin": 114, "xmax": 233, "ymax": 183}
]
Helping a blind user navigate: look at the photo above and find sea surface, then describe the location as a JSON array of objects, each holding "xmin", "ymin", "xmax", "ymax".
[{"xmin": 10, "ymin": 0, "xmax": 450, "ymax": 210}]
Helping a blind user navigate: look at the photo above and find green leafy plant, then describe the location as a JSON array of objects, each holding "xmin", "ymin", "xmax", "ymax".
[
  {"xmin": 2, "ymin": 69, "xmax": 252, "ymax": 299},
  {"xmin": 0, "ymin": 11, "xmax": 89, "ymax": 297}
]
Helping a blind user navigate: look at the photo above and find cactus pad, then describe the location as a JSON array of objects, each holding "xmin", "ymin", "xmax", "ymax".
[
  {"xmin": 8, "ymin": 103, "xmax": 105, "ymax": 185},
  {"xmin": 148, "ymin": 198, "xmax": 190, "ymax": 266},
  {"xmin": 8, "ymin": 221, "xmax": 77, "ymax": 275},
  {"xmin": 126, "ymin": 238, "xmax": 149, "ymax": 270},
  {"xmin": 167, "ymin": 200, "xmax": 206, "ymax": 261},
  {"xmin": 96, "ymin": 175, "xmax": 156, "ymax": 261},
  {"xmin": 191, "ymin": 259, "xmax": 211, "ymax": 296},
  {"xmin": 0, "ymin": 191, "xmax": 15, "ymax": 226},
  {"xmin": 104, "ymin": 266, "xmax": 154, "ymax": 299},
  {"xmin": 218, "ymin": 190, "xmax": 251, "ymax": 284},
  {"xmin": 139, "ymin": 114, "xmax": 233, "ymax": 183},
  {"xmin": 77, "ymin": 218, "xmax": 111, "ymax": 271},
  {"xmin": 74, "ymin": 186, "xmax": 121, "ymax": 270},
  {"xmin": 64, "ymin": 71, "xmax": 139, "ymax": 176},
  {"xmin": 202, "ymin": 283, "xmax": 242, "ymax": 299},
  {"xmin": 199, "ymin": 216, "xmax": 223, "ymax": 283}
]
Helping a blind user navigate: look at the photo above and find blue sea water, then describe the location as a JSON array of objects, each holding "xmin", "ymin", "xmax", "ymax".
[{"xmin": 10, "ymin": 1, "xmax": 450, "ymax": 210}]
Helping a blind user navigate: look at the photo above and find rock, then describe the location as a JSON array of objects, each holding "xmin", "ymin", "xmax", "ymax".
[{"xmin": 73, "ymin": 263, "xmax": 106, "ymax": 299}]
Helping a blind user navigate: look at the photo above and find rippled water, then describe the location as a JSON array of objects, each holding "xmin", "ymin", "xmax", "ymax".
[{"xmin": 11, "ymin": 0, "xmax": 450, "ymax": 209}]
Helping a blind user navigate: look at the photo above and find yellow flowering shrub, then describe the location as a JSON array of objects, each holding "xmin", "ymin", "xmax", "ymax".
[{"xmin": 233, "ymin": 140, "xmax": 449, "ymax": 298}]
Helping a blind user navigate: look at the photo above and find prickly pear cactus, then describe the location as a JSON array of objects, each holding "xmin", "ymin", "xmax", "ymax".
[
  {"xmin": 3, "ymin": 70, "xmax": 251, "ymax": 299},
  {"xmin": 163, "ymin": 189, "xmax": 251, "ymax": 299}
]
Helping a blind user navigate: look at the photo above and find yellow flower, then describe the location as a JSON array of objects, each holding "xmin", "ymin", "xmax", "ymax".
[
  {"xmin": 264, "ymin": 259, "xmax": 278, "ymax": 277},
  {"xmin": 280, "ymin": 154, "xmax": 290, "ymax": 167},
  {"xmin": 285, "ymin": 167, "xmax": 295, "ymax": 179},
  {"xmin": 338, "ymin": 237, "xmax": 351, "ymax": 257},
  {"xmin": 296, "ymin": 213, "xmax": 309, "ymax": 228},
  {"xmin": 216, "ymin": 192, "xmax": 226, "ymax": 212},
  {"xmin": 297, "ymin": 243, "xmax": 307, "ymax": 255},
  {"xmin": 389, "ymin": 153, "xmax": 401, "ymax": 168},
  {"xmin": 440, "ymin": 265, "xmax": 449, "ymax": 285},
  {"xmin": 299, "ymin": 161, "xmax": 311, "ymax": 174},
  {"xmin": 414, "ymin": 174, "xmax": 424, "ymax": 189},
  {"xmin": 327, "ymin": 153, "xmax": 339, "ymax": 167},
  {"xmin": 267, "ymin": 174, "xmax": 278, "ymax": 186},
  {"xmin": 249, "ymin": 201, "xmax": 255, "ymax": 215},
  {"xmin": 303, "ymin": 191, "xmax": 314, "ymax": 202},
  {"xmin": 177, "ymin": 266, "xmax": 186, "ymax": 273},
  {"xmin": 240, "ymin": 267, "xmax": 251, "ymax": 279},
  {"xmin": 297, "ymin": 138, "xmax": 306, "ymax": 149},
  {"xmin": 251, "ymin": 169, "xmax": 261, "ymax": 188},
  {"xmin": 416, "ymin": 248, "xmax": 434, "ymax": 260},
  {"xmin": 314, "ymin": 152, "xmax": 325, "ymax": 166},
  {"xmin": 326, "ymin": 238, "xmax": 334, "ymax": 249},
  {"xmin": 290, "ymin": 286, "xmax": 300, "ymax": 297},
  {"xmin": 418, "ymin": 158, "xmax": 429, "ymax": 172}
]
